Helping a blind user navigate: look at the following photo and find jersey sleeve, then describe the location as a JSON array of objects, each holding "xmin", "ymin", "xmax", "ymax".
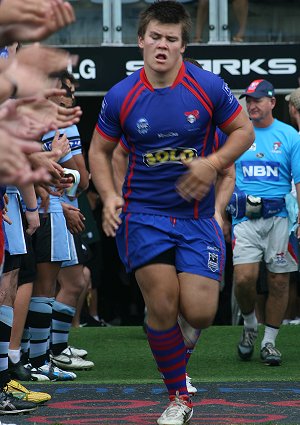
[
  {"xmin": 58, "ymin": 151, "xmax": 73, "ymax": 164},
  {"xmin": 42, "ymin": 126, "xmax": 82, "ymax": 156},
  {"xmin": 95, "ymin": 86, "xmax": 123, "ymax": 143},
  {"xmin": 62, "ymin": 125, "xmax": 82, "ymax": 156},
  {"xmin": 210, "ymin": 76, "xmax": 242, "ymax": 129}
]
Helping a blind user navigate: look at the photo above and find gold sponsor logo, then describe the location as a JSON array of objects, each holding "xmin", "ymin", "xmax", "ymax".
[{"xmin": 143, "ymin": 147, "xmax": 197, "ymax": 167}]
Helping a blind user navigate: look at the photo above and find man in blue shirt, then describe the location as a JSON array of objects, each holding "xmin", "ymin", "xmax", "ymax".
[
  {"xmin": 89, "ymin": 2, "xmax": 254, "ymax": 424},
  {"xmin": 232, "ymin": 79, "xmax": 300, "ymax": 366}
]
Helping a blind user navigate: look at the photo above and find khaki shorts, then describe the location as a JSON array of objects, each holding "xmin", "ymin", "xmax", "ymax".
[{"xmin": 232, "ymin": 216, "xmax": 298, "ymax": 273}]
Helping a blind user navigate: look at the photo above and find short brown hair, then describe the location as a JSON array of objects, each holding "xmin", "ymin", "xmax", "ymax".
[{"xmin": 138, "ymin": 1, "xmax": 192, "ymax": 47}]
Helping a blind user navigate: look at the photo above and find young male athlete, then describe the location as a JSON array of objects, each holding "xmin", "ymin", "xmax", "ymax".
[
  {"xmin": 114, "ymin": 124, "xmax": 235, "ymax": 396},
  {"xmin": 89, "ymin": 2, "xmax": 254, "ymax": 424}
]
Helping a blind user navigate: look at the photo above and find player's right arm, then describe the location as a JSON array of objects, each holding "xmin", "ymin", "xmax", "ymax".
[
  {"xmin": 88, "ymin": 129, "xmax": 124, "ymax": 237},
  {"xmin": 112, "ymin": 141, "xmax": 129, "ymax": 196}
]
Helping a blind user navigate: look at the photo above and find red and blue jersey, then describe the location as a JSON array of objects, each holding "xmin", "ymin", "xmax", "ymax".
[{"xmin": 96, "ymin": 61, "xmax": 241, "ymax": 218}]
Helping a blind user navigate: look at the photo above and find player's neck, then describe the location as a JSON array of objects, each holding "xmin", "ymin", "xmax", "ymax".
[{"xmin": 144, "ymin": 62, "xmax": 182, "ymax": 89}]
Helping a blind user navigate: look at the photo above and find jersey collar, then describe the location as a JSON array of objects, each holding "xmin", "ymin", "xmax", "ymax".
[{"xmin": 140, "ymin": 62, "xmax": 185, "ymax": 91}]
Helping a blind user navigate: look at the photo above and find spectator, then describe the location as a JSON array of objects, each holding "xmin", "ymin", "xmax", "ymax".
[
  {"xmin": 49, "ymin": 71, "xmax": 94, "ymax": 371},
  {"xmin": 231, "ymin": 79, "xmax": 300, "ymax": 367},
  {"xmin": 0, "ymin": 0, "xmax": 80, "ymax": 416},
  {"xmin": 194, "ymin": 0, "xmax": 248, "ymax": 43},
  {"xmin": 286, "ymin": 87, "xmax": 300, "ymax": 131},
  {"xmin": 284, "ymin": 87, "xmax": 300, "ymax": 324}
]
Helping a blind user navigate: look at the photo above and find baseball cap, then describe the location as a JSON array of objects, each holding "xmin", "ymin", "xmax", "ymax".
[
  {"xmin": 285, "ymin": 87, "xmax": 300, "ymax": 110},
  {"xmin": 239, "ymin": 79, "xmax": 275, "ymax": 99}
]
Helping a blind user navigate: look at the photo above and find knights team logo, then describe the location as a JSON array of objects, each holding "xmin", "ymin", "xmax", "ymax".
[
  {"xmin": 208, "ymin": 252, "xmax": 219, "ymax": 272},
  {"xmin": 272, "ymin": 141, "xmax": 282, "ymax": 153},
  {"xmin": 184, "ymin": 110, "xmax": 199, "ymax": 124},
  {"xmin": 275, "ymin": 252, "xmax": 287, "ymax": 266}
]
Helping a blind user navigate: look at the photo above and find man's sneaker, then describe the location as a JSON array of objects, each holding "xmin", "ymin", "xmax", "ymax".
[
  {"xmin": 237, "ymin": 327, "xmax": 258, "ymax": 360},
  {"xmin": 185, "ymin": 374, "xmax": 197, "ymax": 396},
  {"xmin": 8, "ymin": 359, "xmax": 32, "ymax": 381},
  {"xmin": 69, "ymin": 346, "xmax": 88, "ymax": 358},
  {"xmin": 80, "ymin": 316, "xmax": 111, "ymax": 327},
  {"xmin": 6, "ymin": 380, "xmax": 51, "ymax": 404},
  {"xmin": 289, "ymin": 317, "xmax": 300, "ymax": 325},
  {"xmin": 50, "ymin": 347, "xmax": 94, "ymax": 370},
  {"xmin": 260, "ymin": 343, "xmax": 282, "ymax": 366},
  {"xmin": 26, "ymin": 362, "xmax": 76, "ymax": 381},
  {"xmin": 157, "ymin": 392, "xmax": 193, "ymax": 425},
  {"xmin": 0, "ymin": 390, "xmax": 37, "ymax": 414},
  {"xmin": 24, "ymin": 364, "xmax": 50, "ymax": 382}
]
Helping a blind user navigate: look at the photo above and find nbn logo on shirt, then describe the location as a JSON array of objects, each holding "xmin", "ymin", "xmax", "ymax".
[{"xmin": 241, "ymin": 161, "xmax": 280, "ymax": 181}]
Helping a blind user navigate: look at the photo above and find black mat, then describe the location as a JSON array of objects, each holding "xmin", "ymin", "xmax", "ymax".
[{"xmin": 3, "ymin": 382, "xmax": 300, "ymax": 425}]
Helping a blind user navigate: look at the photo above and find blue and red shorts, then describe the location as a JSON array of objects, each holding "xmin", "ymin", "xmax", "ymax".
[{"xmin": 116, "ymin": 213, "xmax": 225, "ymax": 281}]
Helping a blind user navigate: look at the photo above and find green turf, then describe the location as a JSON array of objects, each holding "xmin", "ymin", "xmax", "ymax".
[{"xmin": 69, "ymin": 324, "xmax": 300, "ymax": 384}]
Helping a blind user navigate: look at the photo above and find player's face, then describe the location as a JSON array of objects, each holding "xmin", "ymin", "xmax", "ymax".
[
  {"xmin": 138, "ymin": 20, "xmax": 185, "ymax": 76},
  {"xmin": 246, "ymin": 96, "xmax": 275, "ymax": 125}
]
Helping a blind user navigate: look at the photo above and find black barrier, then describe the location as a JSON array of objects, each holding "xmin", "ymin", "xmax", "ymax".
[{"xmin": 61, "ymin": 43, "xmax": 300, "ymax": 95}]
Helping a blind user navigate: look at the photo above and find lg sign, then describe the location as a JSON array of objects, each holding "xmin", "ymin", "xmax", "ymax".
[
  {"xmin": 70, "ymin": 57, "xmax": 296, "ymax": 80},
  {"xmin": 68, "ymin": 58, "xmax": 96, "ymax": 80},
  {"xmin": 126, "ymin": 58, "xmax": 297, "ymax": 76},
  {"xmin": 64, "ymin": 44, "xmax": 299, "ymax": 92}
]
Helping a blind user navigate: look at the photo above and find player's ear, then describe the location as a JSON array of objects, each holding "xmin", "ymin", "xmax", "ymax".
[{"xmin": 138, "ymin": 36, "xmax": 144, "ymax": 49}]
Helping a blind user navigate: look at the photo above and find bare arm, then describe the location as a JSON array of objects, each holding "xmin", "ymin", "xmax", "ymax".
[
  {"xmin": 112, "ymin": 143, "xmax": 129, "ymax": 196},
  {"xmin": 88, "ymin": 129, "xmax": 123, "ymax": 237},
  {"xmin": 73, "ymin": 154, "xmax": 89, "ymax": 192},
  {"xmin": 214, "ymin": 164, "xmax": 235, "ymax": 241},
  {"xmin": 215, "ymin": 164, "xmax": 236, "ymax": 219},
  {"xmin": 18, "ymin": 183, "xmax": 40, "ymax": 235},
  {"xmin": 210, "ymin": 109, "xmax": 254, "ymax": 170}
]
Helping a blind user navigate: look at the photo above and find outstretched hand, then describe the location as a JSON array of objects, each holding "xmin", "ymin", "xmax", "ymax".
[
  {"xmin": 0, "ymin": 44, "xmax": 78, "ymax": 100},
  {"xmin": 0, "ymin": 1, "xmax": 75, "ymax": 44}
]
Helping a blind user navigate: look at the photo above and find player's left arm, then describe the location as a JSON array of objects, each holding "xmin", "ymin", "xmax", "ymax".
[
  {"xmin": 215, "ymin": 164, "xmax": 235, "ymax": 219},
  {"xmin": 208, "ymin": 109, "xmax": 254, "ymax": 172}
]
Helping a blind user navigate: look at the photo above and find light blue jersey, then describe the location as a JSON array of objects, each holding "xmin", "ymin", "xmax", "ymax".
[
  {"xmin": 43, "ymin": 125, "xmax": 82, "ymax": 157},
  {"xmin": 236, "ymin": 119, "xmax": 300, "ymax": 197},
  {"xmin": 234, "ymin": 119, "xmax": 300, "ymax": 224}
]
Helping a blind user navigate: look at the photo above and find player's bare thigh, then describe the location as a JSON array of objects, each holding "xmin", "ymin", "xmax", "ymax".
[
  {"xmin": 179, "ymin": 272, "xmax": 220, "ymax": 329},
  {"xmin": 135, "ymin": 263, "xmax": 179, "ymax": 330}
]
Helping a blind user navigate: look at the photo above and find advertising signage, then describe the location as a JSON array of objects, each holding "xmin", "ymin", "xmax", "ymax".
[{"xmin": 65, "ymin": 44, "xmax": 300, "ymax": 95}]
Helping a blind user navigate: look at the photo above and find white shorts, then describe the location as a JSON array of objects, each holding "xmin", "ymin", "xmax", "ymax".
[{"xmin": 232, "ymin": 216, "xmax": 298, "ymax": 273}]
